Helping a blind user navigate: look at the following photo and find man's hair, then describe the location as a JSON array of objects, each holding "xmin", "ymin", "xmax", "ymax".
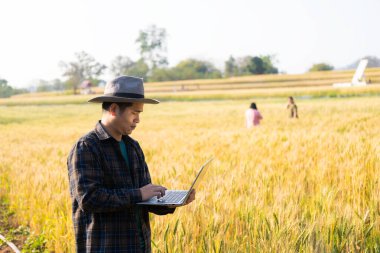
[{"xmin": 102, "ymin": 102, "xmax": 133, "ymax": 113}]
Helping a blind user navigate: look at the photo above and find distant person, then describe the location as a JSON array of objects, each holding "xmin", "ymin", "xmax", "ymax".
[
  {"xmin": 67, "ymin": 76, "xmax": 195, "ymax": 252},
  {"xmin": 245, "ymin": 102, "xmax": 263, "ymax": 128},
  {"xmin": 287, "ymin": 96, "xmax": 298, "ymax": 118}
]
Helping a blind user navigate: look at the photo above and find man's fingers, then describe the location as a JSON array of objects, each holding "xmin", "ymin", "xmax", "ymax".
[
  {"xmin": 149, "ymin": 185, "xmax": 167, "ymax": 191},
  {"xmin": 141, "ymin": 184, "xmax": 167, "ymax": 200},
  {"xmin": 143, "ymin": 184, "xmax": 166, "ymax": 192},
  {"xmin": 150, "ymin": 185, "xmax": 166, "ymax": 197}
]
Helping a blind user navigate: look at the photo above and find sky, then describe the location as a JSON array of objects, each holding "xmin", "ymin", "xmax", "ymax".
[{"xmin": 0, "ymin": 0, "xmax": 379, "ymax": 88}]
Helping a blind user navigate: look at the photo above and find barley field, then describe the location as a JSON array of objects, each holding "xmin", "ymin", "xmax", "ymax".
[{"xmin": 0, "ymin": 96, "xmax": 380, "ymax": 252}]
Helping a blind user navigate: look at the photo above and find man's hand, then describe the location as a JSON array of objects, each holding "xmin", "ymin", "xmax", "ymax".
[
  {"xmin": 140, "ymin": 184, "xmax": 167, "ymax": 201},
  {"xmin": 184, "ymin": 189, "xmax": 196, "ymax": 205}
]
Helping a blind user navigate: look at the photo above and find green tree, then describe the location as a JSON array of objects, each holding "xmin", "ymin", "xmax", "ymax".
[
  {"xmin": 149, "ymin": 67, "xmax": 174, "ymax": 82},
  {"xmin": 0, "ymin": 78, "xmax": 13, "ymax": 98},
  {"xmin": 247, "ymin": 57, "xmax": 265, "ymax": 74},
  {"xmin": 60, "ymin": 51, "xmax": 106, "ymax": 94},
  {"xmin": 136, "ymin": 25, "xmax": 168, "ymax": 69},
  {"xmin": 109, "ymin": 56, "xmax": 149, "ymax": 80},
  {"xmin": 0, "ymin": 78, "xmax": 27, "ymax": 97},
  {"xmin": 125, "ymin": 58, "xmax": 150, "ymax": 81},
  {"xmin": 224, "ymin": 56, "xmax": 239, "ymax": 77},
  {"xmin": 309, "ymin": 63, "xmax": 334, "ymax": 72},
  {"xmin": 261, "ymin": 55, "xmax": 279, "ymax": 74},
  {"xmin": 173, "ymin": 59, "xmax": 222, "ymax": 80},
  {"xmin": 234, "ymin": 55, "xmax": 279, "ymax": 76}
]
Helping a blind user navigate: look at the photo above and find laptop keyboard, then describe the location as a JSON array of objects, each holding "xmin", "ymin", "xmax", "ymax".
[{"xmin": 158, "ymin": 191, "xmax": 188, "ymax": 203}]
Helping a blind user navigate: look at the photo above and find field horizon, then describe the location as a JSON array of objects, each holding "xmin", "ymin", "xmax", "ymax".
[{"xmin": 1, "ymin": 68, "xmax": 380, "ymax": 106}]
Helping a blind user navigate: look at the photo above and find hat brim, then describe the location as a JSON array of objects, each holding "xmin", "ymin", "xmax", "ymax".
[{"xmin": 88, "ymin": 95, "xmax": 159, "ymax": 104}]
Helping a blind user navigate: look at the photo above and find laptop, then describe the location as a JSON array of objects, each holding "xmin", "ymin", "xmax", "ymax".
[{"xmin": 137, "ymin": 158, "xmax": 213, "ymax": 207}]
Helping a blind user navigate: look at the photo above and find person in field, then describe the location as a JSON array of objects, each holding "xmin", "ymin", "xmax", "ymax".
[
  {"xmin": 245, "ymin": 102, "xmax": 263, "ymax": 128},
  {"xmin": 67, "ymin": 76, "xmax": 195, "ymax": 253},
  {"xmin": 287, "ymin": 96, "xmax": 298, "ymax": 118}
]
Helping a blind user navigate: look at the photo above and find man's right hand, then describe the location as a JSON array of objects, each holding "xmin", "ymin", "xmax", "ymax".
[{"xmin": 140, "ymin": 184, "xmax": 167, "ymax": 201}]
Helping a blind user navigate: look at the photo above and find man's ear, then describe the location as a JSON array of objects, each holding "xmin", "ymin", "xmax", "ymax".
[{"xmin": 109, "ymin": 103, "xmax": 118, "ymax": 116}]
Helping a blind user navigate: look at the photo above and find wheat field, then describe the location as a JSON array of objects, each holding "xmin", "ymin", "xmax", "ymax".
[{"xmin": 0, "ymin": 96, "xmax": 380, "ymax": 252}]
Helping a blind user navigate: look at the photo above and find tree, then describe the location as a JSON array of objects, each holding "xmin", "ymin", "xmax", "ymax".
[
  {"xmin": 232, "ymin": 55, "xmax": 279, "ymax": 76},
  {"xmin": 224, "ymin": 56, "xmax": 239, "ymax": 77},
  {"xmin": 109, "ymin": 56, "xmax": 149, "ymax": 80},
  {"xmin": 309, "ymin": 63, "xmax": 334, "ymax": 72},
  {"xmin": 247, "ymin": 57, "xmax": 265, "ymax": 74},
  {"xmin": 261, "ymin": 55, "xmax": 279, "ymax": 74},
  {"xmin": 36, "ymin": 79, "xmax": 52, "ymax": 92},
  {"xmin": 0, "ymin": 78, "xmax": 27, "ymax": 97},
  {"xmin": 345, "ymin": 56, "xmax": 380, "ymax": 69},
  {"xmin": 109, "ymin": 55, "xmax": 135, "ymax": 76},
  {"xmin": 32, "ymin": 79, "xmax": 64, "ymax": 92},
  {"xmin": 149, "ymin": 68, "xmax": 174, "ymax": 82},
  {"xmin": 136, "ymin": 25, "xmax": 168, "ymax": 69},
  {"xmin": 51, "ymin": 78, "xmax": 64, "ymax": 91},
  {"xmin": 237, "ymin": 56, "xmax": 265, "ymax": 75},
  {"xmin": 60, "ymin": 51, "xmax": 106, "ymax": 94},
  {"xmin": 125, "ymin": 59, "xmax": 150, "ymax": 81},
  {"xmin": 173, "ymin": 59, "xmax": 222, "ymax": 80},
  {"xmin": 0, "ymin": 78, "xmax": 12, "ymax": 98}
]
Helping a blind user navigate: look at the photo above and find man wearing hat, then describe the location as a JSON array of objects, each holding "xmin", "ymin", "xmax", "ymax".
[{"xmin": 67, "ymin": 76, "xmax": 195, "ymax": 252}]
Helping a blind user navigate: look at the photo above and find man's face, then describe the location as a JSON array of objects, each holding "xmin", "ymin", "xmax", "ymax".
[{"xmin": 114, "ymin": 102, "xmax": 144, "ymax": 135}]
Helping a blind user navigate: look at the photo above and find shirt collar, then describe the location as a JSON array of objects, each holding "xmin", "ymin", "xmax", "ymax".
[
  {"xmin": 95, "ymin": 121, "xmax": 113, "ymax": 141},
  {"xmin": 95, "ymin": 121, "xmax": 135, "ymax": 144}
]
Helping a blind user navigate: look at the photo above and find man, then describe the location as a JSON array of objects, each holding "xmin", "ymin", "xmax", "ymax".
[{"xmin": 67, "ymin": 76, "xmax": 195, "ymax": 252}]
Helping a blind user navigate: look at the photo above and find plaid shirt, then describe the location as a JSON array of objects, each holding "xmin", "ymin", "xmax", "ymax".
[{"xmin": 67, "ymin": 122, "xmax": 175, "ymax": 253}]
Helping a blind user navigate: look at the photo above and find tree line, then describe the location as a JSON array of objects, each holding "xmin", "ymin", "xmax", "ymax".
[
  {"xmin": 0, "ymin": 25, "xmax": 281, "ymax": 96},
  {"xmin": 1, "ymin": 25, "xmax": 380, "ymax": 97},
  {"xmin": 58, "ymin": 25, "xmax": 280, "ymax": 94},
  {"xmin": 0, "ymin": 79, "xmax": 28, "ymax": 98}
]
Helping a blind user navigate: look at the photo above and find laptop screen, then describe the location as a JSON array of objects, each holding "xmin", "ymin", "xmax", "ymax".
[{"xmin": 187, "ymin": 158, "xmax": 213, "ymax": 192}]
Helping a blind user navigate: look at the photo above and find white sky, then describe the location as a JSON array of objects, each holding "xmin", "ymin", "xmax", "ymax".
[{"xmin": 0, "ymin": 0, "xmax": 379, "ymax": 87}]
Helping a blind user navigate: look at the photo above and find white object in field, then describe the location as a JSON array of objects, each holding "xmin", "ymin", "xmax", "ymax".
[
  {"xmin": 0, "ymin": 233, "xmax": 21, "ymax": 253},
  {"xmin": 333, "ymin": 59, "xmax": 368, "ymax": 87}
]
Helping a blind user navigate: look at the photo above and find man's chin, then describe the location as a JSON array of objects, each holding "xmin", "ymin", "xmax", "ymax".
[
  {"xmin": 123, "ymin": 129, "xmax": 133, "ymax": 135},
  {"xmin": 122, "ymin": 127, "xmax": 136, "ymax": 135}
]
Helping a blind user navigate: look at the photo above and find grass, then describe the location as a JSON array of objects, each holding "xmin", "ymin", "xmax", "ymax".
[
  {"xmin": 0, "ymin": 199, "xmax": 44, "ymax": 252},
  {"xmin": 0, "ymin": 96, "xmax": 379, "ymax": 252}
]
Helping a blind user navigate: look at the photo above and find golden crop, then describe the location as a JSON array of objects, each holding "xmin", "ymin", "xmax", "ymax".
[{"xmin": 0, "ymin": 97, "xmax": 379, "ymax": 252}]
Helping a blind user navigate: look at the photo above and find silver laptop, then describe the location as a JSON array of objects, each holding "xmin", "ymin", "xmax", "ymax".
[{"xmin": 137, "ymin": 158, "xmax": 213, "ymax": 207}]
